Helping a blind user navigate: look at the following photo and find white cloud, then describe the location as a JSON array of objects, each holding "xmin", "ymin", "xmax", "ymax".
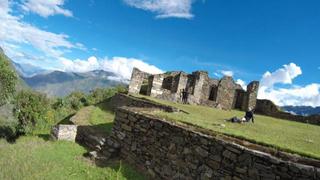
[
  {"xmin": 220, "ymin": 70, "xmax": 234, "ymax": 77},
  {"xmin": 21, "ymin": 0, "xmax": 73, "ymax": 17},
  {"xmin": 61, "ymin": 56, "xmax": 163, "ymax": 80},
  {"xmin": 123, "ymin": 0, "xmax": 194, "ymax": 19},
  {"xmin": 258, "ymin": 84, "xmax": 320, "ymax": 107},
  {"xmin": 0, "ymin": 0, "xmax": 82, "ymax": 59},
  {"xmin": 236, "ymin": 79, "xmax": 247, "ymax": 90},
  {"xmin": 260, "ymin": 63, "xmax": 302, "ymax": 87},
  {"xmin": 258, "ymin": 63, "xmax": 320, "ymax": 107}
]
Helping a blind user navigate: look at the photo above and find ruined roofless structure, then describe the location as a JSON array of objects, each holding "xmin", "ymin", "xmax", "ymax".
[{"xmin": 128, "ymin": 68, "xmax": 259, "ymax": 111}]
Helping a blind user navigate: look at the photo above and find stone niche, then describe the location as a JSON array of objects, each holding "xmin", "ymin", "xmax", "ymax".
[{"xmin": 51, "ymin": 125, "xmax": 78, "ymax": 142}]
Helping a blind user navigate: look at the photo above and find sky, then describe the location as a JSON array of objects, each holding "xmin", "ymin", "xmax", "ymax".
[{"xmin": 0, "ymin": 0, "xmax": 319, "ymax": 107}]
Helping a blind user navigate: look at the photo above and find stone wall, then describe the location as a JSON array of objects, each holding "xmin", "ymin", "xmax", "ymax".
[
  {"xmin": 108, "ymin": 107, "xmax": 320, "ymax": 180},
  {"xmin": 242, "ymin": 81, "xmax": 260, "ymax": 111},
  {"xmin": 176, "ymin": 72, "xmax": 188, "ymax": 95},
  {"xmin": 192, "ymin": 71, "xmax": 209, "ymax": 104},
  {"xmin": 128, "ymin": 68, "xmax": 150, "ymax": 94},
  {"xmin": 256, "ymin": 99, "xmax": 320, "ymax": 126},
  {"xmin": 149, "ymin": 74, "xmax": 164, "ymax": 97},
  {"xmin": 216, "ymin": 76, "xmax": 237, "ymax": 110}
]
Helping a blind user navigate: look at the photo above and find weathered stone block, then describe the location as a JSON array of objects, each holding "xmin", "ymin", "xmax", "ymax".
[
  {"xmin": 222, "ymin": 150, "xmax": 238, "ymax": 160},
  {"xmin": 121, "ymin": 124, "xmax": 132, "ymax": 132},
  {"xmin": 195, "ymin": 146, "xmax": 209, "ymax": 157},
  {"xmin": 51, "ymin": 125, "xmax": 77, "ymax": 142}
]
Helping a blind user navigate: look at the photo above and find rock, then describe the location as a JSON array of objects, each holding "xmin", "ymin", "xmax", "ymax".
[
  {"xmin": 51, "ymin": 125, "xmax": 77, "ymax": 142},
  {"xmin": 195, "ymin": 147, "xmax": 209, "ymax": 157},
  {"xmin": 222, "ymin": 150, "xmax": 237, "ymax": 160},
  {"xmin": 121, "ymin": 124, "xmax": 132, "ymax": 132}
]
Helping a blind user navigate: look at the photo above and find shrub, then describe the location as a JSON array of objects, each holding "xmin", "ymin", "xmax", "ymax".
[
  {"xmin": 66, "ymin": 91, "xmax": 87, "ymax": 110},
  {"xmin": 13, "ymin": 90, "xmax": 50, "ymax": 134}
]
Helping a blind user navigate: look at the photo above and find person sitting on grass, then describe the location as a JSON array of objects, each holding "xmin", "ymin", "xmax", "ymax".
[
  {"xmin": 244, "ymin": 108, "xmax": 255, "ymax": 123},
  {"xmin": 230, "ymin": 108, "xmax": 255, "ymax": 123}
]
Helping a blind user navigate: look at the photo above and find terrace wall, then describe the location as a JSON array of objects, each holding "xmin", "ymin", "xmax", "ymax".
[
  {"xmin": 256, "ymin": 99, "xmax": 320, "ymax": 126},
  {"xmin": 107, "ymin": 93, "xmax": 179, "ymax": 113},
  {"xmin": 109, "ymin": 107, "xmax": 320, "ymax": 180}
]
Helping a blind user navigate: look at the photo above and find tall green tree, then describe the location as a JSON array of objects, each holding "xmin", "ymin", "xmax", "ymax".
[{"xmin": 0, "ymin": 52, "xmax": 18, "ymax": 105}]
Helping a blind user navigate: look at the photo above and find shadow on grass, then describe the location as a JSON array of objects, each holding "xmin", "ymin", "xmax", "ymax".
[
  {"xmin": 0, "ymin": 126, "xmax": 20, "ymax": 143},
  {"xmin": 107, "ymin": 160, "xmax": 146, "ymax": 180},
  {"xmin": 57, "ymin": 113, "xmax": 76, "ymax": 125},
  {"xmin": 37, "ymin": 134, "xmax": 51, "ymax": 141}
]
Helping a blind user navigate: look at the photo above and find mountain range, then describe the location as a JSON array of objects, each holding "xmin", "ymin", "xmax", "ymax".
[
  {"xmin": 281, "ymin": 106, "xmax": 320, "ymax": 116},
  {"xmin": 20, "ymin": 70, "xmax": 128, "ymax": 97}
]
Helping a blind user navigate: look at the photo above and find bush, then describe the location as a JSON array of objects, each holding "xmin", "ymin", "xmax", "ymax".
[
  {"xmin": 13, "ymin": 90, "xmax": 50, "ymax": 134},
  {"xmin": 66, "ymin": 91, "xmax": 88, "ymax": 110},
  {"xmin": 87, "ymin": 86, "xmax": 128, "ymax": 105}
]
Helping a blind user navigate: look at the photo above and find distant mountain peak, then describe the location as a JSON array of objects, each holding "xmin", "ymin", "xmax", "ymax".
[{"xmin": 12, "ymin": 61, "xmax": 49, "ymax": 77}]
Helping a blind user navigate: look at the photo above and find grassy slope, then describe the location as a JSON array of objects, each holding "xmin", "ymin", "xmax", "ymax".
[
  {"xmin": 0, "ymin": 103, "xmax": 145, "ymax": 180},
  {"xmin": 0, "ymin": 137, "xmax": 145, "ymax": 180},
  {"xmin": 70, "ymin": 102, "xmax": 115, "ymax": 134},
  {"xmin": 136, "ymin": 95, "xmax": 320, "ymax": 159}
]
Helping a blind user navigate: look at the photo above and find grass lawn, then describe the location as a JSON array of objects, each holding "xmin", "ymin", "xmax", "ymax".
[
  {"xmin": 0, "ymin": 136, "xmax": 145, "ymax": 180},
  {"xmin": 136, "ymin": 95, "xmax": 320, "ymax": 160},
  {"xmin": 68, "ymin": 103, "xmax": 115, "ymax": 134}
]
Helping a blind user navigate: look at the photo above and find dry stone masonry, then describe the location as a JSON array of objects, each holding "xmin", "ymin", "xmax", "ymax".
[
  {"xmin": 128, "ymin": 68, "xmax": 259, "ymax": 111},
  {"xmin": 107, "ymin": 107, "xmax": 320, "ymax": 180},
  {"xmin": 51, "ymin": 125, "xmax": 78, "ymax": 142}
]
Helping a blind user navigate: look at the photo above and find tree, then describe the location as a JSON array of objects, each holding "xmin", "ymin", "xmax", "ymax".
[{"xmin": 0, "ymin": 53, "xmax": 18, "ymax": 105}]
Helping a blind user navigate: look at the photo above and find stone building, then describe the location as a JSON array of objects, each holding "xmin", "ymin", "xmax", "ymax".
[{"xmin": 128, "ymin": 68, "xmax": 259, "ymax": 111}]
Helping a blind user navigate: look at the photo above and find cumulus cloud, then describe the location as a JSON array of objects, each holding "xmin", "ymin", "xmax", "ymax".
[
  {"xmin": 61, "ymin": 56, "xmax": 163, "ymax": 80},
  {"xmin": 258, "ymin": 63, "xmax": 320, "ymax": 107},
  {"xmin": 259, "ymin": 84, "xmax": 320, "ymax": 107},
  {"xmin": 21, "ymin": 0, "xmax": 73, "ymax": 17},
  {"xmin": 260, "ymin": 63, "xmax": 302, "ymax": 87},
  {"xmin": 123, "ymin": 0, "xmax": 194, "ymax": 19},
  {"xmin": 236, "ymin": 79, "xmax": 247, "ymax": 90},
  {"xmin": 220, "ymin": 70, "xmax": 234, "ymax": 77},
  {"xmin": 0, "ymin": 0, "xmax": 82, "ymax": 59}
]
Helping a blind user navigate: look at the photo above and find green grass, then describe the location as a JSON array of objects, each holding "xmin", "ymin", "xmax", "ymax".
[
  {"xmin": 0, "ymin": 136, "xmax": 145, "ymax": 180},
  {"xmin": 136, "ymin": 95, "xmax": 320, "ymax": 160},
  {"xmin": 69, "ymin": 103, "xmax": 115, "ymax": 134}
]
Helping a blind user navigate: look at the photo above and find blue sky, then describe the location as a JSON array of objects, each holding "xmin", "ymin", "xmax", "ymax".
[{"xmin": 0, "ymin": 0, "xmax": 319, "ymax": 106}]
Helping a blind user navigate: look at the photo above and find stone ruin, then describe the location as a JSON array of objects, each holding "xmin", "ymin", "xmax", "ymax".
[{"xmin": 128, "ymin": 68, "xmax": 259, "ymax": 111}]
